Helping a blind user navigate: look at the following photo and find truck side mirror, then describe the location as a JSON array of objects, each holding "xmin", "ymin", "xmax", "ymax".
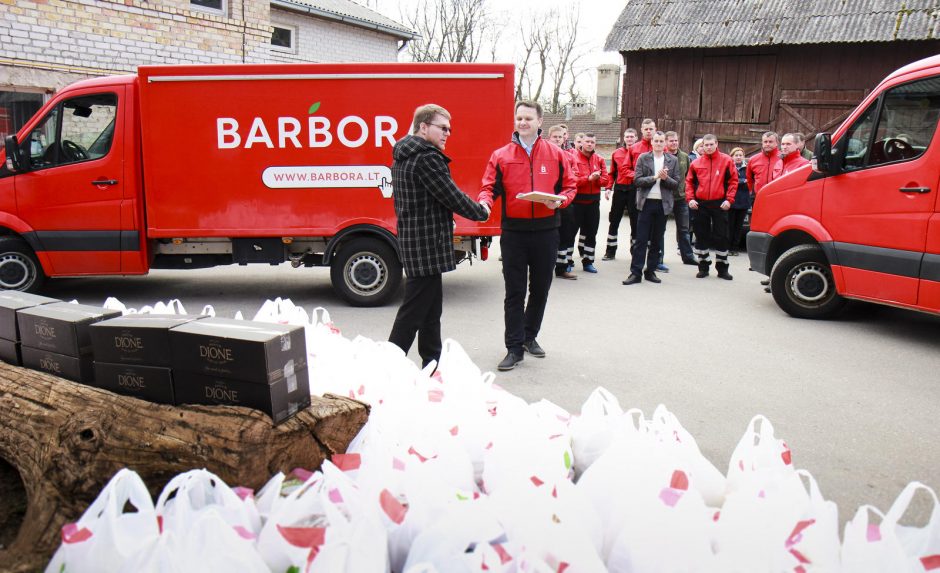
[
  {"xmin": 813, "ymin": 133, "xmax": 838, "ymax": 174},
  {"xmin": 4, "ymin": 135, "xmax": 28, "ymax": 173}
]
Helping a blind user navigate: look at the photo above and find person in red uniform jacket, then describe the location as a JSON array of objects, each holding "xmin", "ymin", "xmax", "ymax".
[
  {"xmin": 685, "ymin": 134, "xmax": 738, "ymax": 280},
  {"xmin": 562, "ymin": 133, "xmax": 610, "ymax": 274},
  {"xmin": 602, "ymin": 127, "xmax": 637, "ymax": 260},
  {"xmin": 745, "ymin": 131, "xmax": 779, "ymax": 196},
  {"xmin": 478, "ymin": 101, "xmax": 577, "ymax": 372},
  {"xmin": 605, "ymin": 119, "xmax": 655, "ymax": 260},
  {"xmin": 772, "ymin": 133, "xmax": 811, "ymax": 180}
]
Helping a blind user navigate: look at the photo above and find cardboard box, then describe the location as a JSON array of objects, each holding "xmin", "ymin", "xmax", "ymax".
[
  {"xmin": 90, "ymin": 314, "xmax": 205, "ymax": 366},
  {"xmin": 93, "ymin": 361, "xmax": 175, "ymax": 404},
  {"xmin": 17, "ymin": 303, "xmax": 122, "ymax": 357},
  {"xmin": 0, "ymin": 290, "xmax": 60, "ymax": 340},
  {"xmin": 169, "ymin": 317, "xmax": 306, "ymax": 383},
  {"xmin": 173, "ymin": 368, "xmax": 311, "ymax": 425},
  {"xmin": 0, "ymin": 338, "xmax": 20, "ymax": 365},
  {"xmin": 22, "ymin": 346, "xmax": 95, "ymax": 384}
]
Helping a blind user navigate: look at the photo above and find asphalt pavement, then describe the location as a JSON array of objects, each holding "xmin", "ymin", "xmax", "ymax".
[{"xmin": 41, "ymin": 201, "xmax": 940, "ymax": 527}]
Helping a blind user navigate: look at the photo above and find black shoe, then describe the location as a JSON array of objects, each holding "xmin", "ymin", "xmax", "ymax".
[
  {"xmin": 717, "ymin": 270, "xmax": 733, "ymax": 280},
  {"xmin": 497, "ymin": 351, "xmax": 524, "ymax": 371},
  {"xmin": 696, "ymin": 269, "xmax": 709, "ymax": 278},
  {"xmin": 643, "ymin": 271, "xmax": 661, "ymax": 283},
  {"xmin": 682, "ymin": 258, "xmax": 697, "ymax": 266},
  {"xmin": 760, "ymin": 278, "xmax": 770, "ymax": 286},
  {"xmin": 523, "ymin": 339, "xmax": 546, "ymax": 358},
  {"xmin": 602, "ymin": 250, "xmax": 616, "ymax": 261},
  {"xmin": 622, "ymin": 273, "xmax": 642, "ymax": 285}
]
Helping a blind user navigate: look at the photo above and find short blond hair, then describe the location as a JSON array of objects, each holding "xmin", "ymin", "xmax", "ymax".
[
  {"xmin": 411, "ymin": 104, "xmax": 450, "ymax": 134},
  {"xmin": 730, "ymin": 147, "xmax": 745, "ymax": 156}
]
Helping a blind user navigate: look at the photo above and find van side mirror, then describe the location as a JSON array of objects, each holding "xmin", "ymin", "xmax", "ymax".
[
  {"xmin": 4, "ymin": 135, "xmax": 28, "ymax": 173},
  {"xmin": 814, "ymin": 133, "xmax": 836, "ymax": 174}
]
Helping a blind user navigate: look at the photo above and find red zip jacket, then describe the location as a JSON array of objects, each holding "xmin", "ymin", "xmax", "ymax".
[
  {"xmin": 571, "ymin": 150, "xmax": 611, "ymax": 203},
  {"xmin": 609, "ymin": 147, "xmax": 632, "ymax": 185},
  {"xmin": 627, "ymin": 138, "xmax": 653, "ymax": 173},
  {"xmin": 610, "ymin": 138, "xmax": 653, "ymax": 186},
  {"xmin": 478, "ymin": 134, "xmax": 578, "ymax": 231},
  {"xmin": 685, "ymin": 151, "xmax": 738, "ymax": 203},
  {"xmin": 745, "ymin": 148, "xmax": 779, "ymax": 195},
  {"xmin": 771, "ymin": 153, "xmax": 810, "ymax": 180}
]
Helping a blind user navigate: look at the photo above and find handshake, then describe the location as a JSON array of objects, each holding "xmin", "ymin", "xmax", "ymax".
[{"xmin": 477, "ymin": 200, "xmax": 492, "ymax": 221}]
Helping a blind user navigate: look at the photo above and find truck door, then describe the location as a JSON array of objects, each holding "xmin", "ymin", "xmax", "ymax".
[
  {"xmin": 15, "ymin": 88, "xmax": 124, "ymax": 274},
  {"xmin": 821, "ymin": 76, "xmax": 940, "ymax": 307}
]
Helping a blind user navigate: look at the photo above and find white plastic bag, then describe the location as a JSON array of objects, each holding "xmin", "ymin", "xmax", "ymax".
[
  {"xmin": 45, "ymin": 469, "xmax": 159, "ymax": 573},
  {"xmin": 726, "ymin": 414, "xmax": 794, "ymax": 495},
  {"xmin": 713, "ymin": 469, "xmax": 839, "ymax": 571},
  {"xmin": 647, "ymin": 404, "xmax": 727, "ymax": 506},
  {"xmin": 569, "ymin": 387, "xmax": 623, "ymax": 479},
  {"xmin": 155, "ymin": 469, "xmax": 261, "ymax": 538},
  {"xmin": 120, "ymin": 510, "xmax": 269, "ymax": 573},
  {"xmin": 842, "ymin": 482, "xmax": 940, "ymax": 572}
]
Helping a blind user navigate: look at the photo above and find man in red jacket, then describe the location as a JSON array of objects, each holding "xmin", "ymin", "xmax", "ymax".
[
  {"xmin": 772, "ymin": 133, "xmax": 811, "ymax": 179},
  {"xmin": 478, "ymin": 101, "xmax": 577, "ymax": 371},
  {"xmin": 745, "ymin": 131, "xmax": 779, "ymax": 196},
  {"xmin": 685, "ymin": 134, "xmax": 738, "ymax": 280},
  {"xmin": 602, "ymin": 127, "xmax": 637, "ymax": 260},
  {"xmin": 562, "ymin": 133, "xmax": 610, "ymax": 274},
  {"xmin": 604, "ymin": 119, "xmax": 655, "ymax": 260}
]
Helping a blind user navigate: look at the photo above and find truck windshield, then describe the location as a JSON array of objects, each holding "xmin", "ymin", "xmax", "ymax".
[
  {"xmin": 26, "ymin": 93, "xmax": 117, "ymax": 169},
  {"xmin": 842, "ymin": 76, "xmax": 940, "ymax": 171}
]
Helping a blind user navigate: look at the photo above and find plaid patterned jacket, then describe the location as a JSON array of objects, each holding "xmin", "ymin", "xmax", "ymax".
[{"xmin": 392, "ymin": 135, "xmax": 488, "ymax": 277}]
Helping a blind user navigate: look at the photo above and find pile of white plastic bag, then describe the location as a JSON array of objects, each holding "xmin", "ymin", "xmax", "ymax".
[{"xmin": 44, "ymin": 299, "xmax": 940, "ymax": 572}]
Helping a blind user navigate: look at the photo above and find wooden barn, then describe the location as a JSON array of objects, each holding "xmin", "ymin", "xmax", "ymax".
[{"xmin": 604, "ymin": 1, "xmax": 940, "ymax": 153}]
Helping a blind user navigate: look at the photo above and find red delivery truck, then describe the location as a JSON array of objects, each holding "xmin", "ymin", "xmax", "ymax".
[
  {"xmin": 0, "ymin": 62, "xmax": 513, "ymax": 306},
  {"xmin": 747, "ymin": 55, "xmax": 940, "ymax": 319}
]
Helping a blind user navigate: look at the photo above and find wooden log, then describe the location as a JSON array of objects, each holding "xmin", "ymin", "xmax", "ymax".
[{"xmin": 0, "ymin": 361, "xmax": 368, "ymax": 572}]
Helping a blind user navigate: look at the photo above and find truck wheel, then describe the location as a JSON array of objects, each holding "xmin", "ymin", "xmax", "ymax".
[
  {"xmin": 770, "ymin": 244, "xmax": 846, "ymax": 319},
  {"xmin": 0, "ymin": 238, "xmax": 45, "ymax": 292},
  {"xmin": 330, "ymin": 237, "xmax": 402, "ymax": 307}
]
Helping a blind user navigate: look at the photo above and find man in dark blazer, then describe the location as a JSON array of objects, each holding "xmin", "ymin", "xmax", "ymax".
[
  {"xmin": 623, "ymin": 131, "xmax": 679, "ymax": 285},
  {"xmin": 388, "ymin": 103, "xmax": 489, "ymax": 368}
]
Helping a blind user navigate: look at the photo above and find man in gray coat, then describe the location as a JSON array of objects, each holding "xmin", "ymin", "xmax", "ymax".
[
  {"xmin": 623, "ymin": 131, "xmax": 679, "ymax": 285},
  {"xmin": 388, "ymin": 103, "xmax": 489, "ymax": 368}
]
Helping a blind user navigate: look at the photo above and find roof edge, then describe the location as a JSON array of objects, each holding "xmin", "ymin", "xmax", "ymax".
[{"xmin": 271, "ymin": 0, "xmax": 419, "ymax": 41}]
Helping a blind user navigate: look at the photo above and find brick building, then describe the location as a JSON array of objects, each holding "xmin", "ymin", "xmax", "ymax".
[{"xmin": 0, "ymin": 0, "xmax": 415, "ymax": 139}]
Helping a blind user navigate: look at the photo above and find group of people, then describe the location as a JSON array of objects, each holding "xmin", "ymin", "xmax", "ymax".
[{"xmin": 387, "ymin": 101, "xmax": 813, "ymax": 373}]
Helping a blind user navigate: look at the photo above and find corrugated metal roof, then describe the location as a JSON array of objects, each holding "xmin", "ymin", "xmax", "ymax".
[
  {"xmin": 605, "ymin": 0, "xmax": 940, "ymax": 52},
  {"xmin": 273, "ymin": 0, "xmax": 417, "ymax": 40}
]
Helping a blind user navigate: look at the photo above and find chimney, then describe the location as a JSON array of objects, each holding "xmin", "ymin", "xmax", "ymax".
[{"xmin": 595, "ymin": 64, "xmax": 621, "ymax": 123}]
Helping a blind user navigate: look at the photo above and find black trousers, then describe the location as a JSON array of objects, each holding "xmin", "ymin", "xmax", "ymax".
[
  {"xmin": 692, "ymin": 201, "xmax": 730, "ymax": 268},
  {"xmin": 502, "ymin": 228, "xmax": 559, "ymax": 353},
  {"xmin": 728, "ymin": 208, "xmax": 748, "ymax": 250},
  {"xmin": 631, "ymin": 199, "xmax": 666, "ymax": 275},
  {"xmin": 574, "ymin": 202, "xmax": 601, "ymax": 263},
  {"xmin": 556, "ymin": 206, "xmax": 577, "ymax": 271},
  {"xmin": 388, "ymin": 273, "xmax": 443, "ymax": 368},
  {"xmin": 606, "ymin": 184, "xmax": 631, "ymax": 251}
]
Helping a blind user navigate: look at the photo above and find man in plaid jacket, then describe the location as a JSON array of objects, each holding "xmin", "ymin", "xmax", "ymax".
[{"xmin": 388, "ymin": 103, "xmax": 489, "ymax": 369}]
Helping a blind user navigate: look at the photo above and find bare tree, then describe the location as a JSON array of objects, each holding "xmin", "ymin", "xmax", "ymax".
[
  {"xmin": 402, "ymin": 0, "xmax": 492, "ymax": 63},
  {"xmin": 513, "ymin": 6, "xmax": 590, "ymax": 113}
]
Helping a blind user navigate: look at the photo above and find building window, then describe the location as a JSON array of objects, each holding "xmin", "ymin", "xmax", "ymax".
[
  {"xmin": 271, "ymin": 25, "xmax": 296, "ymax": 52},
  {"xmin": 0, "ymin": 90, "xmax": 46, "ymax": 143},
  {"xmin": 190, "ymin": 0, "xmax": 225, "ymax": 15}
]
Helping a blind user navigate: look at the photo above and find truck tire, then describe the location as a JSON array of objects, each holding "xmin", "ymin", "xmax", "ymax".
[
  {"xmin": 330, "ymin": 237, "xmax": 402, "ymax": 307},
  {"xmin": 0, "ymin": 237, "xmax": 45, "ymax": 292},
  {"xmin": 770, "ymin": 244, "xmax": 846, "ymax": 319}
]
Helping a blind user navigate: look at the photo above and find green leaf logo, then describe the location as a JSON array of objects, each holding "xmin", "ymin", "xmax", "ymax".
[{"xmin": 308, "ymin": 102, "xmax": 321, "ymax": 114}]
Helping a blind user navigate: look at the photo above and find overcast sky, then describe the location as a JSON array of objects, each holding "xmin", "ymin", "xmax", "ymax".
[{"xmin": 367, "ymin": 0, "xmax": 627, "ymax": 101}]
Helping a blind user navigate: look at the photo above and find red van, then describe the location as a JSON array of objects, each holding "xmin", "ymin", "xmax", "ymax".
[
  {"xmin": 748, "ymin": 55, "xmax": 940, "ymax": 319},
  {"xmin": 0, "ymin": 63, "xmax": 512, "ymax": 306}
]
